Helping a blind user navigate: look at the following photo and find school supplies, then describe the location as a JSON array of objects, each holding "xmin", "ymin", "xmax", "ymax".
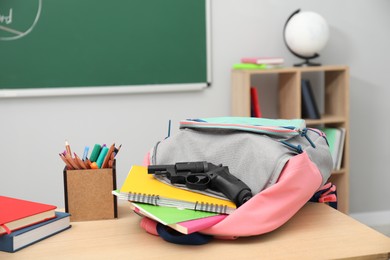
[
  {"xmin": 64, "ymin": 162, "xmax": 118, "ymax": 222},
  {"xmin": 131, "ymin": 202, "xmax": 217, "ymax": 225},
  {"xmin": 140, "ymin": 117, "xmax": 334, "ymax": 244},
  {"xmin": 132, "ymin": 202, "xmax": 226, "ymax": 235},
  {"xmin": 114, "ymin": 165, "xmax": 236, "ymax": 214},
  {"xmin": 0, "ymin": 196, "xmax": 56, "ymax": 235},
  {"xmin": 0, "ymin": 212, "xmax": 71, "ymax": 253},
  {"xmin": 59, "ymin": 141, "xmax": 121, "ymax": 170}
]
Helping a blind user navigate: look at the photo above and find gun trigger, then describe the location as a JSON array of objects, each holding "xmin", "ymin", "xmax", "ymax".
[{"xmin": 186, "ymin": 173, "xmax": 210, "ymax": 191}]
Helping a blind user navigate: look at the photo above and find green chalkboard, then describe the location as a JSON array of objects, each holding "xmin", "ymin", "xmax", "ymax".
[{"xmin": 0, "ymin": 0, "xmax": 209, "ymax": 91}]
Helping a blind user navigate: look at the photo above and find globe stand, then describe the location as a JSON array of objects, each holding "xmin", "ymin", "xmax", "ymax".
[{"xmin": 294, "ymin": 55, "xmax": 321, "ymax": 67}]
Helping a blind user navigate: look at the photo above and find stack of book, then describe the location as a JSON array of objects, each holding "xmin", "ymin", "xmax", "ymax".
[
  {"xmin": 233, "ymin": 56, "xmax": 284, "ymax": 70},
  {"xmin": 0, "ymin": 196, "xmax": 71, "ymax": 253},
  {"xmin": 112, "ymin": 165, "xmax": 236, "ymax": 234}
]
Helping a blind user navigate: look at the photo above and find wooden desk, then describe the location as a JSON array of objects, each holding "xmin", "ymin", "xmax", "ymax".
[{"xmin": 2, "ymin": 202, "xmax": 390, "ymax": 259}]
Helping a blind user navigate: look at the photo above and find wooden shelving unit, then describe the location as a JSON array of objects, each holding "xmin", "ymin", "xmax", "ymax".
[{"xmin": 231, "ymin": 65, "xmax": 350, "ymax": 213}]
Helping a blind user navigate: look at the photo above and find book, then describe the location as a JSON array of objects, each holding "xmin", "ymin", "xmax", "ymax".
[
  {"xmin": 321, "ymin": 127, "xmax": 346, "ymax": 170},
  {"xmin": 250, "ymin": 87, "xmax": 262, "ymax": 117},
  {"xmin": 301, "ymin": 79, "xmax": 321, "ymax": 119},
  {"xmin": 233, "ymin": 63, "xmax": 281, "ymax": 70},
  {"xmin": 241, "ymin": 57, "xmax": 284, "ymax": 65},
  {"xmin": 0, "ymin": 196, "xmax": 57, "ymax": 235},
  {"xmin": 114, "ymin": 165, "xmax": 236, "ymax": 214},
  {"xmin": 131, "ymin": 202, "xmax": 226, "ymax": 235},
  {"xmin": 0, "ymin": 211, "xmax": 71, "ymax": 253},
  {"xmin": 131, "ymin": 202, "xmax": 217, "ymax": 225},
  {"xmin": 336, "ymin": 128, "xmax": 346, "ymax": 170}
]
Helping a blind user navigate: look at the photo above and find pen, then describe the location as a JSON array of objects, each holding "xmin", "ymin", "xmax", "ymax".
[
  {"xmin": 82, "ymin": 146, "xmax": 89, "ymax": 161},
  {"xmin": 90, "ymin": 144, "xmax": 102, "ymax": 162},
  {"xmin": 90, "ymin": 162, "xmax": 98, "ymax": 169}
]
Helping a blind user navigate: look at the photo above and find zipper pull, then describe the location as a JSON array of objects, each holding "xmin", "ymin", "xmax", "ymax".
[
  {"xmin": 300, "ymin": 128, "xmax": 316, "ymax": 148},
  {"xmin": 280, "ymin": 141, "xmax": 303, "ymax": 154}
]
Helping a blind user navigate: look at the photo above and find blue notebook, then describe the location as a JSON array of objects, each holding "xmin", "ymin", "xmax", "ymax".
[{"xmin": 0, "ymin": 211, "xmax": 71, "ymax": 253}]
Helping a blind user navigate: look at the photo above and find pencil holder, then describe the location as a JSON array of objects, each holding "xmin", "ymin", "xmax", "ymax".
[{"xmin": 63, "ymin": 160, "xmax": 118, "ymax": 221}]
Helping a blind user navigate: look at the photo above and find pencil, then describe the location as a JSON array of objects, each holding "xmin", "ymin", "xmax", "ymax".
[
  {"xmin": 74, "ymin": 153, "xmax": 87, "ymax": 169},
  {"xmin": 114, "ymin": 144, "xmax": 122, "ymax": 156},
  {"xmin": 65, "ymin": 140, "xmax": 72, "ymax": 157},
  {"xmin": 59, "ymin": 153, "xmax": 74, "ymax": 170},
  {"xmin": 101, "ymin": 143, "xmax": 115, "ymax": 168},
  {"xmin": 65, "ymin": 153, "xmax": 79, "ymax": 169}
]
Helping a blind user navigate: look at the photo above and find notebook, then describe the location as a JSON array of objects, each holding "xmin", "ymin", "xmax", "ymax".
[
  {"xmin": 131, "ymin": 202, "xmax": 226, "ymax": 234},
  {"xmin": 130, "ymin": 202, "xmax": 216, "ymax": 225},
  {"xmin": 115, "ymin": 165, "xmax": 236, "ymax": 214},
  {"xmin": 0, "ymin": 196, "xmax": 57, "ymax": 235}
]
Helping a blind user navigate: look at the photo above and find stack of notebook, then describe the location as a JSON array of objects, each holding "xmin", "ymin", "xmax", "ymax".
[
  {"xmin": 0, "ymin": 196, "xmax": 71, "ymax": 253},
  {"xmin": 112, "ymin": 165, "xmax": 235, "ymax": 234}
]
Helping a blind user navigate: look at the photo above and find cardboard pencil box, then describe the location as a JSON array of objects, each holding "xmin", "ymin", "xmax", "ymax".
[{"xmin": 63, "ymin": 160, "xmax": 118, "ymax": 221}]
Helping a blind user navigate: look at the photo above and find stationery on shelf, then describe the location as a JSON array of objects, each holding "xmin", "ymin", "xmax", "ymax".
[
  {"xmin": 0, "ymin": 196, "xmax": 57, "ymax": 235},
  {"xmin": 250, "ymin": 87, "xmax": 262, "ymax": 118},
  {"xmin": 114, "ymin": 165, "xmax": 236, "ymax": 214},
  {"xmin": 301, "ymin": 79, "xmax": 321, "ymax": 119},
  {"xmin": 59, "ymin": 141, "xmax": 121, "ymax": 170},
  {"xmin": 0, "ymin": 212, "xmax": 71, "ymax": 253},
  {"xmin": 240, "ymin": 57, "xmax": 284, "ymax": 65},
  {"xmin": 233, "ymin": 63, "xmax": 281, "ymax": 70},
  {"xmin": 131, "ymin": 202, "xmax": 226, "ymax": 235},
  {"xmin": 320, "ymin": 127, "xmax": 346, "ymax": 170}
]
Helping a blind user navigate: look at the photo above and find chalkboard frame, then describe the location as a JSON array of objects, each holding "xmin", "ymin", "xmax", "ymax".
[{"xmin": 0, "ymin": 0, "xmax": 211, "ymax": 98}]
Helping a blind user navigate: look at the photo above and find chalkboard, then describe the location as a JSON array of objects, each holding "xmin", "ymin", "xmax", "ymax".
[{"xmin": 0, "ymin": 0, "xmax": 210, "ymax": 95}]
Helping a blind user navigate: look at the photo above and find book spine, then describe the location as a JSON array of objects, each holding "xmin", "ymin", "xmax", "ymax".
[
  {"xmin": 240, "ymin": 57, "xmax": 284, "ymax": 64},
  {"xmin": 250, "ymin": 87, "xmax": 262, "ymax": 118},
  {"xmin": 301, "ymin": 79, "xmax": 320, "ymax": 119}
]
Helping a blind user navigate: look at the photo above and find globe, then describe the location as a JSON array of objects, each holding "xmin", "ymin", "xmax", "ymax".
[{"xmin": 284, "ymin": 9, "xmax": 329, "ymax": 66}]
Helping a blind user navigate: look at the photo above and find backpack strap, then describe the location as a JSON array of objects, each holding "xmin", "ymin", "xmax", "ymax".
[{"xmin": 309, "ymin": 182, "xmax": 337, "ymax": 209}]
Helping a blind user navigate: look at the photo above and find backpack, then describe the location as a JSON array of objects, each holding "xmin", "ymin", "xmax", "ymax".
[{"xmin": 140, "ymin": 117, "xmax": 335, "ymax": 244}]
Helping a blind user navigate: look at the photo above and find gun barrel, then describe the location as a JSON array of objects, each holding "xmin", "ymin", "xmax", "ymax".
[
  {"xmin": 147, "ymin": 165, "xmax": 172, "ymax": 174},
  {"xmin": 175, "ymin": 161, "xmax": 209, "ymax": 173}
]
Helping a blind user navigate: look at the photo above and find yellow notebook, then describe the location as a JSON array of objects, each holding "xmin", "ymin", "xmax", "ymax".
[{"xmin": 115, "ymin": 165, "xmax": 236, "ymax": 214}]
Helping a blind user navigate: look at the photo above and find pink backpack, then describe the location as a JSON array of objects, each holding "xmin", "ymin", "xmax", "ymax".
[{"xmin": 140, "ymin": 117, "xmax": 336, "ymax": 244}]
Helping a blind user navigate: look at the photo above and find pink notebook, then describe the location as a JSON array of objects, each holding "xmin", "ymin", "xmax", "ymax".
[
  {"xmin": 170, "ymin": 214, "xmax": 227, "ymax": 234},
  {"xmin": 241, "ymin": 57, "xmax": 284, "ymax": 65}
]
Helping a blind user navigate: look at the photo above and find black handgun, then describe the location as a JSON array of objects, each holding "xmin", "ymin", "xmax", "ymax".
[{"xmin": 148, "ymin": 161, "xmax": 252, "ymax": 207}]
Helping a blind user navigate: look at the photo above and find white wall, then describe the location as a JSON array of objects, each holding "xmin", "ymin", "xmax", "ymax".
[{"xmin": 1, "ymin": 0, "xmax": 389, "ymax": 219}]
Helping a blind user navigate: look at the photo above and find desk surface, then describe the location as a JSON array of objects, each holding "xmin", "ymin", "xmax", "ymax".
[{"xmin": 2, "ymin": 202, "xmax": 390, "ymax": 260}]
